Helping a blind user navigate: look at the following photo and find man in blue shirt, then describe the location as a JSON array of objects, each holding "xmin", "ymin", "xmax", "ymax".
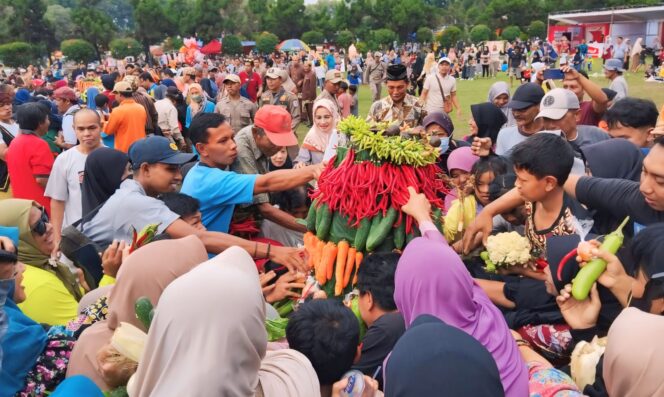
[{"xmin": 181, "ymin": 109, "xmax": 323, "ymax": 234}]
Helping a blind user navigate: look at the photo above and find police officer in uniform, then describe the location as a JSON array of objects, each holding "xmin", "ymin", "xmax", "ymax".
[
  {"xmin": 315, "ymin": 70, "xmax": 342, "ymax": 117},
  {"xmin": 259, "ymin": 67, "xmax": 300, "ymax": 132},
  {"xmin": 367, "ymin": 64, "xmax": 426, "ymax": 128},
  {"xmin": 215, "ymin": 74, "xmax": 257, "ymax": 134}
]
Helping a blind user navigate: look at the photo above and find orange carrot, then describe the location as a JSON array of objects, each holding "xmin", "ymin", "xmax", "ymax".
[
  {"xmin": 325, "ymin": 242, "xmax": 338, "ymax": 281},
  {"xmin": 343, "ymin": 247, "xmax": 357, "ymax": 288},
  {"xmin": 352, "ymin": 251, "xmax": 364, "ymax": 285},
  {"xmin": 335, "ymin": 241, "xmax": 350, "ymax": 296},
  {"xmin": 303, "ymin": 232, "xmax": 316, "ymax": 269}
]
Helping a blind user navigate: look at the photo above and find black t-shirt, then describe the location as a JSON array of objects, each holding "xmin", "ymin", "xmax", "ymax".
[
  {"xmin": 576, "ymin": 177, "xmax": 664, "ymax": 226},
  {"xmin": 352, "ymin": 312, "xmax": 405, "ymax": 389}
]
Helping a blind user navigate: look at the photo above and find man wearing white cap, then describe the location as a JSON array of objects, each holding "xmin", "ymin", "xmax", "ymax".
[
  {"xmin": 421, "ymin": 57, "xmax": 460, "ymax": 116},
  {"xmin": 365, "ymin": 52, "xmax": 387, "ymax": 102},
  {"xmin": 536, "ymin": 88, "xmax": 609, "ymax": 151},
  {"xmin": 603, "ymin": 59, "xmax": 628, "ymax": 103}
]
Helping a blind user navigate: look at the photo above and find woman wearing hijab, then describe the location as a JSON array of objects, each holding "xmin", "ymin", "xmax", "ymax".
[
  {"xmin": 384, "ymin": 314, "xmax": 504, "ymax": 396},
  {"xmin": 423, "ymin": 111, "xmax": 470, "ymax": 175},
  {"xmin": 396, "ymin": 189, "xmax": 529, "ymax": 396},
  {"xmin": 185, "ymin": 83, "xmax": 215, "ymax": 129},
  {"xmin": 67, "ymin": 236, "xmax": 207, "ymax": 390},
  {"xmin": 129, "ymin": 246, "xmax": 320, "ymax": 397},
  {"xmin": 0, "ymin": 199, "xmax": 83, "ymax": 326},
  {"xmin": 295, "ymin": 98, "xmax": 339, "ymax": 167},
  {"xmin": 66, "ymin": 236, "xmax": 208, "ymax": 390},
  {"xmin": 86, "ymin": 87, "xmax": 100, "ymax": 110},
  {"xmin": 81, "ymin": 148, "xmax": 130, "ymax": 217},
  {"xmin": 444, "ymin": 146, "xmax": 479, "ymax": 211},
  {"xmin": 603, "ymin": 308, "xmax": 664, "ymax": 396},
  {"xmin": 1, "ymin": 258, "xmax": 48, "ymax": 396},
  {"xmin": 469, "ymin": 102, "xmax": 508, "ymax": 145},
  {"xmin": 487, "ymin": 82, "xmax": 516, "ymax": 128}
]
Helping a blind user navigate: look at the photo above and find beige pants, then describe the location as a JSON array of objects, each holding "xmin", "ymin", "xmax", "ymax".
[{"xmin": 370, "ymin": 82, "xmax": 382, "ymax": 102}]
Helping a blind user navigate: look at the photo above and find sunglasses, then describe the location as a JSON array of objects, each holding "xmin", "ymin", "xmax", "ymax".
[{"xmin": 30, "ymin": 208, "xmax": 50, "ymax": 236}]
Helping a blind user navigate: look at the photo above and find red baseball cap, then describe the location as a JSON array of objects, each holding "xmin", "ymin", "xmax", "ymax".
[{"xmin": 254, "ymin": 105, "xmax": 297, "ymax": 147}]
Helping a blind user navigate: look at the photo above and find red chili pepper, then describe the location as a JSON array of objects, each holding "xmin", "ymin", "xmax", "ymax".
[{"xmin": 556, "ymin": 248, "xmax": 578, "ymax": 281}]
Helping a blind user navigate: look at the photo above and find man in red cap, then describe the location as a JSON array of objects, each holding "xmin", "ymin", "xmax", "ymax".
[
  {"xmin": 181, "ymin": 105, "xmax": 323, "ymax": 237},
  {"xmin": 53, "ymin": 86, "xmax": 80, "ymax": 150}
]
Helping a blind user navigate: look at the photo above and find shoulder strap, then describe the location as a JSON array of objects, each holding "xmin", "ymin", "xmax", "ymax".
[
  {"xmin": 72, "ymin": 202, "xmax": 105, "ymax": 229},
  {"xmin": 0, "ymin": 124, "xmax": 14, "ymax": 146},
  {"xmin": 434, "ymin": 74, "xmax": 447, "ymax": 100}
]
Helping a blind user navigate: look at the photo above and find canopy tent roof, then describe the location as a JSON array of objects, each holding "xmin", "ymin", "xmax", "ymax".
[
  {"xmin": 200, "ymin": 39, "xmax": 221, "ymax": 55},
  {"xmin": 549, "ymin": 5, "xmax": 664, "ymax": 24}
]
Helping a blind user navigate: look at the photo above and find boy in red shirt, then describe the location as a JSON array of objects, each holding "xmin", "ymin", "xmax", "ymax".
[{"xmin": 6, "ymin": 103, "xmax": 54, "ymax": 214}]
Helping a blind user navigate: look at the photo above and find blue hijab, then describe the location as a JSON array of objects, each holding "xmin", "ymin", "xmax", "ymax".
[
  {"xmin": 86, "ymin": 87, "xmax": 100, "ymax": 110},
  {"xmin": 0, "ymin": 269, "xmax": 48, "ymax": 395}
]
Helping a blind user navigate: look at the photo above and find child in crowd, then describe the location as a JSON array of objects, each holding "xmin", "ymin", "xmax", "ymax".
[
  {"xmin": 349, "ymin": 85, "xmax": 359, "ymax": 117},
  {"xmin": 336, "ymin": 81, "xmax": 352, "ymax": 119},
  {"xmin": 159, "ymin": 192, "xmax": 205, "ymax": 231},
  {"xmin": 353, "ymin": 253, "xmax": 405, "ymax": 389}
]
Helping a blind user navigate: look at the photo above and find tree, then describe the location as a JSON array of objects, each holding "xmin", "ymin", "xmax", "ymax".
[
  {"xmin": 336, "ymin": 30, "xmax": 355, "ymax": 49},
  {"xmin": 263, "ymin": 0, "xmax": 306, "ymax": 39},
  {"xmin": 131, "ymin": 0, "xmax": 175, "ymax": 65},
  {"xmin": 61, "ymin": 39, "xmax": 97, "ymax": 63},
  {"xmin": 222, "ymin": 35, "xmax": 242, "ymax": 55},
  {"xmin": 501, "ymin": 25, "xmax": 521, "ymax": 41},
  {"xmin": 371, "ymin": 28, "xmax": 397, "ymax": 49},
  {"xmin": 71, "ymin": 7, "xmax": 117, "ymax": 60},
  {"xmin": 439, "ymin": 26, "xmax": 462, "ymax": 49},
  {"xmin": 256, "ymin": 32, "xmax": 279, "ymax": 54},
  {"xmin": 527, "ymin": 20, "xmax": 546, "ymax": 39},
  {"xmin": 301, "ymin": 30, "xmax": 325, "ymax": 45},
  {"xmin": 416, "ymin": 27, "xmax": 433, "ymax": 43},
  {"xmin": 45, "ymin": 5, "xmax": 76, "ymax": 44},
  {"xmin": 0, "ymin": 0, "xmax": 55, "ymax": 57},
  {"xmin": 0, "ymin": 42, "xmax": 37, "ymax": 67},
  {"xmin": 469, "ymin": 24, "xmax": 491, "ymax": 43},
  {"xmin": 109, "ymin": 37, "xmax": 142, "ymax": 59}
]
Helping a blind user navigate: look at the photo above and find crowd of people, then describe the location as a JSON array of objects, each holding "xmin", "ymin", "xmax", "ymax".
[{"xmin": 0, "ymin": 34, "xmax": 663, "ymax": 397}]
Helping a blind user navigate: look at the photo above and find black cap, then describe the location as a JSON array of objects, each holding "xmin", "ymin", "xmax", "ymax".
[
  {"xmin": 507, "ymin": 83, "xmax": 545, "ymax": 110},
  {"xmin": 422, "ymin": 112, "xmax": 454, "ymax": 138},
  {"xmin": 128, "ymin": 136, "xmax": 197, "ymax": 169},
  {"xmin": 165, "ymin": 86, "xmax": 180, "ymax": 99},
  {"xmin": 386, "ymin": 64, "xmax": 408, "ymax": 81}
]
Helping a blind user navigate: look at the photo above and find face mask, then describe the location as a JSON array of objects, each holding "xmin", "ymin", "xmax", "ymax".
[
  {"xmin": 191, "ymin": 94, "xmax": 203, "ymax": 103},
  {"xmin": 439, "ymin": 136, "xmax": 450, "ymax": 153}
]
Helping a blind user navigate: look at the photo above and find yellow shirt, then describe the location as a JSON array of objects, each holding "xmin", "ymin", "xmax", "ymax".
[
  {"xmin": 18, "ymin": 265, "xmax": 81, "ymax": 326},
  {"xmin": 99, "ymin": 274, "xmax": 116, "ymax": 287}
]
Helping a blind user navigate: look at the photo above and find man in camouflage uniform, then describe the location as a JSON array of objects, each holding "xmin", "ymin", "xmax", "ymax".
[
  {"xmin": 214, "ymin": 74, "xmax": 257, "ymax": 134},
  {"xmin": 367, "ymin": 64, "xmax": 426, "ymax": 129},
  {"xmin": 365, "ymin": 52, "xmax": 387, "ymax": 102},
  {"xmin": 259, "ymin": 67, "xmax": 300, "ymax": 131}
]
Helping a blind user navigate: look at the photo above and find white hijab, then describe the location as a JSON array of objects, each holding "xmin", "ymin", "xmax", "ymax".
[{"xmin": 130, "ymin": 247, "xmax": 267, "ymax": 397}]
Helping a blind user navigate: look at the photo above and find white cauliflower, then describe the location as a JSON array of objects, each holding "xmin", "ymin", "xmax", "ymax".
[{"xmin": 485, "ymin": 232, "xmax": 532, "ymax": 267}]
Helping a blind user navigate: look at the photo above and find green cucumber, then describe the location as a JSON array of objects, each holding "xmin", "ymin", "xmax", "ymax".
[
  {"xmin": 330, "ymin": 212, "xmax": 357, "ymax": 244},
  {"xmin": 354, "ymin": 218, "xmax": 371, "ymax": 251},
  {"xmin": 135, "ymin": 296, "xmax": 154, "ymax": 330},
  {"xmin": 405, "ymin": 227, "xmax": 421, "ymax": 244},
  {"xmin": 367, "ymin": 208, "xmax": 399, "ymax": 252},
  {"xmin": 306, "ymin": 199, "xmax": 318, "ymax": 232},
  {"xmin": 394, "ymin": 220, "xmax": 406, "ymax": 250},
  {"xmin": 316, "ymin": 204, "xmax": 332, "ymax": 240}
]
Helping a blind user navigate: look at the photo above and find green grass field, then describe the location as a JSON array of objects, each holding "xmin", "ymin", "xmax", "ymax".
[{"xmin": 298, "ymin": 61, "xmax": 663, "ymax": 141}]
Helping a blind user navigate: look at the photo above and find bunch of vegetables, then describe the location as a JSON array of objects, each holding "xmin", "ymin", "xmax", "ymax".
[
  {"xmin": 129, "ymin": 223, "xmax": 161, "ymax": 253},
  {"xmin": 480, "ymin": 232, "xmax": 533, "ymax": 272},
  {"xmin": 304, "ymin": 117, "xmax": 449, "ymax": 297}
]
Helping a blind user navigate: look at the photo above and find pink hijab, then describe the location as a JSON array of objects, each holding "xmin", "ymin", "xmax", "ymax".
[
  {"xmin": 302, "ymin": 98, "xmax": 339, "ymax": 153},
  {"xmin": 394, "ymin": 228, "xmax": 528, "ymax": 397}
]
